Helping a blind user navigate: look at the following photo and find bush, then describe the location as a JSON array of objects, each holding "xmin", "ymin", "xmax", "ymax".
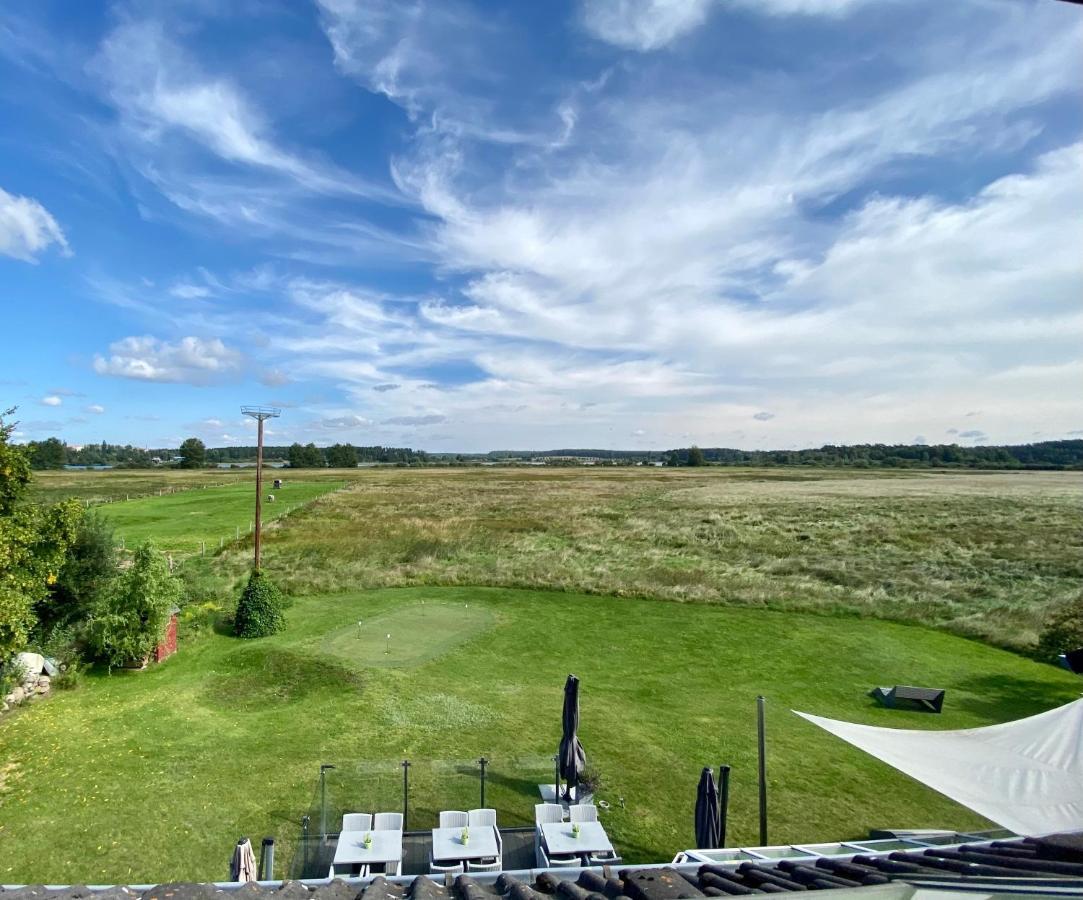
[
  {"xmin": 87, "ymin": 542, "xmax": 181, "ymax": 669},
  {"xmin": 234, "ymin": 572, "xmax": 287, "ymax": 638},
  {"xmin": 52, "ymin": 661, "xmax": 86, "ymax": 691},
  {"xmin": 1037, "ymin": 594, "xmax": 1083, "ymax": 661},
  {"xmin": 0, "ymin": 659, "xmax": 27, "ymax": 698}
]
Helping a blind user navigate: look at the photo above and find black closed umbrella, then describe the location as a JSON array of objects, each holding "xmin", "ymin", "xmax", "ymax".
[
  {"xmin": 558, "ymin": 674, "xmax": 586, "ymax": 801},
  {"xmin": 695, "ymin": 767, "xmax": 721, "ymax": 849}
]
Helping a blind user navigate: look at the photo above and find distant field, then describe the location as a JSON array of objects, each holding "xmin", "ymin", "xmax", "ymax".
[
  {"xmin": 95, "ymin": 480, "xmax": 343, "ymax": 555},
  {"xmin": 202, "ymin": 467, "xmax": 1079, "ymax": 651},
  {"xmin": 2, "ymin": 586, "xmax": 1079, "ymax": 884},
  {"xmin": 31, "ymin": 466, "xmax": 1082, "ymax": 648},
  {"xmin": 29, "ymin": 467, "xmax": 362, "ymax": 504}
]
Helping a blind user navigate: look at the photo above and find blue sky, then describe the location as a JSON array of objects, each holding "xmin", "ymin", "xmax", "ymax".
[{"xmin": 1, "ymin": 0, "xmax": 1080, "ymax": 452}]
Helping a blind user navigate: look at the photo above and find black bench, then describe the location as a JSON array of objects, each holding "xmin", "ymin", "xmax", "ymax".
[{"xmin": 870, "ymin": 685, "xmax": 945, "ymax": 713}]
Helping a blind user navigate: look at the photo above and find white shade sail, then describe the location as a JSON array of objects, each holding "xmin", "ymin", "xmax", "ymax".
[{"xmin": 795, "ymin": 698, "xmax": 1083, "ymax": 837}]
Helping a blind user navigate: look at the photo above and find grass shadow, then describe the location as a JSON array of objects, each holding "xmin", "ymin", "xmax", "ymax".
[{"xmin": 950, "ymin": 672, "xmax": 1080, "ymax": 720}]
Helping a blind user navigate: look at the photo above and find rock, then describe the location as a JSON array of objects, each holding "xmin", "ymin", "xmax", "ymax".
[
  {"xmin": 36, "ymin": 683, "xmax": 49, "ymax": 694},
  {"xmin": 2, "ymin": 702, "xmax": 8, "ymax": 713},
  {"xmin": 15, "ymin": 651, "xmax": 44, "ymax": 675},
  {"xmin": 38, "ymin": 675, "xmax": 50, "ymax": 687},
  {"xmin": 10, "ymin": 686, "xmax": 25, "ymax": 704}
]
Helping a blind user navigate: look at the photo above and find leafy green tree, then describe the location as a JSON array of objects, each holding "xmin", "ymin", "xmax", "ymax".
[
  {"xmin": 86, "ymin": 542, "xmax": 180, "ymax": 668},
  {"xmin": 288, "ymin": 442, "xmax": 325, "ymax": 468},
  {"xmin": 43, "ymin": 512, "xmax": 118, "ymax": 635},
  {"xmin": 326, "ymin": 443, "xmax": 358, "ymax": 468},
  {"xmin": 29, "ymin": 437, "xmax": 66, "ymax": 469},
  {"xmin": 686, "ymin": 445, "xmax": 705, "ymax": 467},
  {"xmin": 0, "ymin": 408, "xmax": 81, "ymax": 660},
  {"xmin": 178, "ymin": 437, "xmax": 206, "ymax": 469},
  {"xmin": 234, "ymin": 571, "xmax": 287, "ymax": 638}
]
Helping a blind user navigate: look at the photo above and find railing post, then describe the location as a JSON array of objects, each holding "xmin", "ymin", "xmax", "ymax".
[
  {"xmin": 479, "ymin": 756, "xmax": 488, "ymax": 809},
  {"xmin": 259, "ymin": 837, "xmax": 274, "ymax": 881},
  {"xmin": 757, "ymin": 696, "xmax": 768, "ymax": 845},
  {"xmin": 402, "ymin": 759, "xmax": 411, "ymax": 830},
  {"xmin": 301, "ymin": 815, "xmax": 310, "ymax": 874},
  {"xmin": 718, "ymin": 765, "xmax": 731, "ymax": 848},
  {"xmin": 320, "ymin": 764, "xmax": 335, "ymax": 843}
]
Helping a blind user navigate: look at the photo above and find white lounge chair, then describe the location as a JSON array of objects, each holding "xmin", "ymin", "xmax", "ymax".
[
  {"xmin": 569, "ymin": 805, "xmax": 598, "ymax": 823},
  {"xmin": 373, "ymin": 812, "xmax": 402, "ymax": 830},
  {"xmin": 342, "ymin": 813, "xmax": 372, "ymax": 832},
  {"xmin": 468, "ymin": 808, "xmax": 497, "ymax": 827},
  {"xmin": 439, "ymin": 810, "xmax": 470, "ymax": 828}
]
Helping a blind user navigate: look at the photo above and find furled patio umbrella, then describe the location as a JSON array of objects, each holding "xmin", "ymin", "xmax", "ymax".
[
  {"xmin": 558, "ymin": 674, "xmax": 587, "ymax": 801},
  {"xmin": 231, "ymin": 837, "xmax": 258, "ymax": 882},
  {"xmin": 695, "ymin": 767, "xmax": 721, "ymax": 849}
]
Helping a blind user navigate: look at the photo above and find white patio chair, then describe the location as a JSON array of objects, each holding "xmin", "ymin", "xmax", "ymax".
[
  {"xmin": 468, "ymin": 808, "xmax": 497, "ymax": 827},
  {"xmin": 429, "ymin": 854, "xmax": 464, "ymax": 876},
  {"xmin": 547, "ymin": 854, "xmax": 582, "ymax": 868},
  {"xmin": 373, "ymin": 812, "xmax": 403, "ymax": 830},
  {"xmin": 466, "ymin": 859, "xmax": 502, "ymax": 872},
  {"xmin": 569, "ymin": 805, "xmax": 598, "ymax": 823},
  {"xmin": 342, "ymin": 813, "xmax": 372, "ymax": 832},
  {"xmin": 588, "ymin": 851, "xmax": 622, "ymax": 867},
  {"xmin": 440, "ymin": 810, "xmax": 470, "ymax": 828},
  {"xmin": 535, "ymin": 803, "xmax": 565, "ymax": 824}
]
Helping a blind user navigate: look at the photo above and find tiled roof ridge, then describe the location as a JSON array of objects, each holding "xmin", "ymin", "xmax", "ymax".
[{"xmin": 6, "ymin": 833, "xmax": 1083, "ymax": 900}]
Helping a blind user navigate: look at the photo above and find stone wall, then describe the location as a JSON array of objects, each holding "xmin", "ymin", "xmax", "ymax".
[{"xmin": 2, "ymin": 652, "xmax": 53, "ymax": 715}]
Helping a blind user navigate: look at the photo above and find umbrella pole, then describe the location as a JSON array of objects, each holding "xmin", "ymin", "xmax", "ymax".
[{"xmin": 757, "ymin": 696, "xmax": 768, "ymax": 845}]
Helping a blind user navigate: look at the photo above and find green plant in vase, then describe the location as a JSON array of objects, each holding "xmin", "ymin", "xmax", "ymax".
[
  {"xmin": 363, "ymin": 832, "xmax": 373, "ymax": 849},
  {"xmin": 571, "ymin": 823, "xmax": 580, "ymax": 838},
  {"xmin": 461, "ymin": 827, "xmax": 469, "ymax": 845}
]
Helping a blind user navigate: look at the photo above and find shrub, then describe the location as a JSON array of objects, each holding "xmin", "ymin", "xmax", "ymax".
[
  {"xmin": 87, "ymin": 542, "xmax": 181, "ymax": 669},
  {"xmin": 0, "ymin": 659, "xmax": 27, "ymax": 698},
  {"xmin": 44, "ymin": 512, "xmax": 118, "ymax": 634},
  {"xmin": 234, "ymin": 572, "xmax": 287, "ymax": 638},
  {"xmin": 52, "ymin": 662, "xmax": 85, "ymax": 691},
  {"xmin": 1037, "ymin": 594, "xmax": 1083, "ymax": 661}
]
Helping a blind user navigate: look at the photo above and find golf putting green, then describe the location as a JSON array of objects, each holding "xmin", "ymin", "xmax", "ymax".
[{"xmin": 319, "ymin": 597, "xmax": 497, "ymax": 668}]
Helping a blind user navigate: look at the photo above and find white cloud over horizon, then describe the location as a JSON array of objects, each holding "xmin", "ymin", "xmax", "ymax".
[{"xmin": 0, "ymin": 186, "xmax": 69, "ymax": 262}]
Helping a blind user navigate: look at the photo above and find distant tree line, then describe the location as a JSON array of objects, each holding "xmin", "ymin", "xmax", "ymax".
[
  {"xmin": 22, "ymin": 436, "xmax": 1083, "ymax": 471},
  {"xmin": 661, "ymin": 440, "xmax": 1083, "ymax": 469}
]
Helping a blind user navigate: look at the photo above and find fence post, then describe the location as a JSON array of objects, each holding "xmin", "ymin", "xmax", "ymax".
[
  {"xmin": 319, "ymin": 764, "xmax": 335, "ymax": 843},
  {"xmin": 479, "ymin": 756, "xmax": 488, "ymax": 809},
  {"xmin": 757, "ymin": 695, "xmax": 768, "ymax": 845},
  {"xmin": 402, "ymin": 759, "xmax": 411, "ymax": 830},
  {"xmin": 201, "ymin": 541, "xmax": 205, "ymax": 557}
]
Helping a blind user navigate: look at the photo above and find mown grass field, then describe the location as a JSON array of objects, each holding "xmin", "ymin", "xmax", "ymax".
[
  {"xmin": 93, "ymin": 480, "xmax": 343, "ymax": 555},
  {"xmin": 2, "ymin": 466, "xmax": 1080, "ymax": 884},
  {"xmin": 1, "ymin": 586, "xmax": 1079, "ymax": 885}
]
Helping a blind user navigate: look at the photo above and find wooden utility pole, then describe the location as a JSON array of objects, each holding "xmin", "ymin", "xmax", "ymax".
[{"xmin": 241, "ymin": 406, "xmax": 281, "ymax": 571}]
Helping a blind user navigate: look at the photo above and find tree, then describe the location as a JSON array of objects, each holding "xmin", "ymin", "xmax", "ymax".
[
  {"xmin": 326, "ymin": 443, "xmax": 358, "ymax": 468},
  {"xmin": 234, "ymin": 571, "xmax": 287, "ymax": 638},
  {"xmin": 288, "ymin": 442, "xmax": 325, "ymax": 468},
  {"xmin": 686, "ymin": 445, "xmax": 705, "ymax": 467},
  {"xmin": 0, "ymin": 408, "xmax": 81, "ymax": 660},
  {"xmin": 1037, "ymin": 595, "xmax": 1083, "ymax": 662},
  {"xmin": 86, "ymin": 541, "xmax": 180, "ymax": 668},
  {"xmin": 178, "ymin": 437, "xmax": 206, "ymax": 469},
  {"xmin": 29, "ymin": 437, "xmax": 66, "ymax": 470},
  {"xmin": 44, "ymin": 512, "xmax": 117, "ymax": 635}
]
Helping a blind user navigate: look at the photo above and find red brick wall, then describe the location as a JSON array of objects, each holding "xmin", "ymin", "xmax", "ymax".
[{"xmin": 155, "ymin": 612, "xmax": 178, "ymax": 663}]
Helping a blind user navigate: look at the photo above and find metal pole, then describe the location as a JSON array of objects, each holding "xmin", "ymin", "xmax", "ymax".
[
  {"xmin": 259, "ymin": 837, "xmax": 274, "ymax": 881},
  {"xmin": 254, "ymin": 417, "xmax": 264, "ymax": 571},
  {"xmin": 757, "ymin": 696, "xmax": 768, "ymax": 845},
  {"xmin": 479, "ymin": 757, "xmax": 488, "ymax": 809},
  {"xmin": 553, "ymin": 753, "xmax": 560, "ymax": 803},
  {"xmin": 320, "ymin": 764, "xmax": 335, "ymax": 843},
  {"xmin": 718, "ymin": 765, "xmax": 731, "ymax": 848},
  {"xmin": 301, "ymin": 815, "xmax": 310, "ymax": 874},
  {"xmin": 402, "ymin": 760, "xmax": 411, "ymax": 830}
]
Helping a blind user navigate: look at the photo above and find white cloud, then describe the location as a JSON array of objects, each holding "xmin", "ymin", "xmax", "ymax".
[
  {"xmin": 579, "ymin": 0, "xmax": 714, "ymax": 52},
  {"xmin": 0, "ymin": 186, "xmax": 69, "ymax": 262},
  {"xmin": 40, "ymin": 395, "xmax": 62, "ymax": 407},
  {"xmin": 92, "ymin": 335, "xmax": 244, "ymax": 384},
  {"xmin": 579, "ymin": 0, "xmax": 869, "ymax": 51},
  {"xmin": 320, "ymin": 414, "xmax": 373, "ymax": 430},
  {"xmin": 86, "ymin": 404, "xmax": 105, "ymax": 414}
]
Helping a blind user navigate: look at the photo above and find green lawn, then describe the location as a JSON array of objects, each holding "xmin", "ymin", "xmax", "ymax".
[
  {"xmin": 96, "ymin": 481, "xmax": 343, "ymax": 555},
  {"xmin": 1, "ymin": 586, "xmax": 1078, "ymax": 885}
]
